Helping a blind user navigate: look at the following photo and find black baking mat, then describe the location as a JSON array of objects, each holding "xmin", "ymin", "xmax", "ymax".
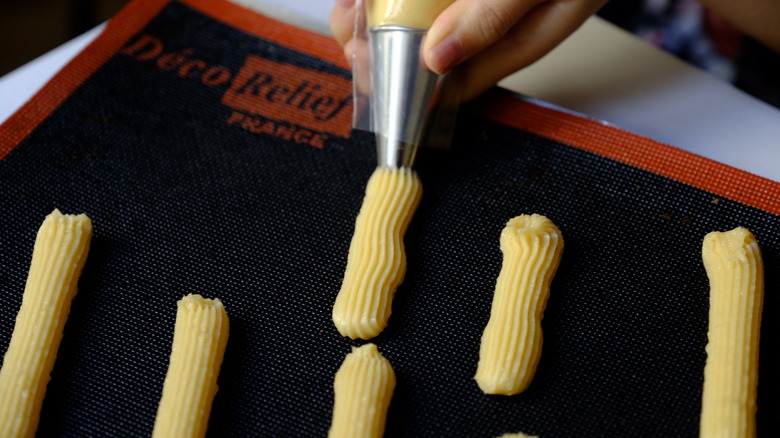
[{"xmin": 0, "ymin": 0, "xmax": 778, "ymax": 436}]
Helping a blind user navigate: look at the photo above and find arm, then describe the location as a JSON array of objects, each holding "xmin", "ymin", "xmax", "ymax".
[
  {"xmin": 698, "ymin": 0, "xmax": 780, "ymax": 53},
  {"xmin": 330, "ymin": 0, "xmax": 606, "ymax": 102}
]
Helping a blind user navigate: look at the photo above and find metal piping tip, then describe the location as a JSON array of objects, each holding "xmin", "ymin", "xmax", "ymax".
[
  {"xmin": 369, "ymin": 25, "xmax": 439, "ymax": 168},
  {"xmin": 376, "ymin": 134, "xmax": 417, "ymax": 168}
]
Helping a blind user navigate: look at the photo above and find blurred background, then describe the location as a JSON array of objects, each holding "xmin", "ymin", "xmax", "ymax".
[
  {"xmin": 0, "ymin": 0, "xmax": 777, "ymax": 108},
  {"xmin": 0, "ymin": 0, "xmax": 128, "ymax": 76}
]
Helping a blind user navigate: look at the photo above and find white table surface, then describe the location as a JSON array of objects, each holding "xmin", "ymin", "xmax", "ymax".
[{"xmin": 1, "ymin": 0, "xmax": 779, "ymax": 182}]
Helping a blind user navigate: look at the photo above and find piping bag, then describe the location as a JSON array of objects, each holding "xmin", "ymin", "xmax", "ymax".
[
  {"xmin": 351, "ymin": 0, "xmax": 459, "ymax": 167},
  {"xmin": 332, "ymin": 0, "xmax": 460, "ymax": 340}
]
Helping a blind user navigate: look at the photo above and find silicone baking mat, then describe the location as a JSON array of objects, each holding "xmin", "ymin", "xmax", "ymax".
[{"xmin": 1, "ymin": 0, "xmax": 778, "ymax": 436}]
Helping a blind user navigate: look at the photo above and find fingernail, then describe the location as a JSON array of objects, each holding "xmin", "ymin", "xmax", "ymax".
[
  {"xmin": 427, "ymin": 35, "xmax": 464, "ymax": 74},
  {"xmin": 336, "ymin": 0, "xmax": 355, "ymax": 8}
]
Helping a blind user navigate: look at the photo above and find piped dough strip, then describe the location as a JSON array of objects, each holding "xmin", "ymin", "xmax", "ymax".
[
  {"xmin": 700, "ymin": 227, "xmax": 764, "ymax": 438},
  {"xmin": 333, "ymin": 167, "xmax": 422, "ymax": 339},
  {"xmin": 152, "ymin": 294, "xmax": 229, "ymax": 438},
  {"xmin": 329, "ymin": 343, "xmax": 395, "ymax": 438},
  {"xmin": 0, "ymin": 209, "xmax": 92, "ymax": 438},
  {"xmin": 475, "ymin": 214, "xmax": 563, "ymax": 395}
]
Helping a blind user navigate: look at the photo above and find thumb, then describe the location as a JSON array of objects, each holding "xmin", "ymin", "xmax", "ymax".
[{"xmin": 423, "ymin": 0, "xmax": 545, "ymax": 74}]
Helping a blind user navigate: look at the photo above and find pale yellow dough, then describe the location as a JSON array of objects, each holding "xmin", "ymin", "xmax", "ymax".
[
  {"xmin": 367, "ymin": 0, "xmax": 455, "ymax": 29},
  {"xmin": 329, "ymin": 343, "xmax": 395, "ymax": 438},
  {"xmin": 332, "ymin": 166, "xmax": 422, "ymax": 339},
  {"xmin": 498, "ymin": 433, "xmax": 539, "ymax": 438},
  {"xmin": 700, "ymin": 227, "xmax": 763, "ymax": 438},
  {"xmin": 0, "ymin": 209, "xmax": 92, "ymax": 438},
  {"xmin": 152, "ymin": 294, "xmax": 229, "ymax": 438},
  {"xmin": 475, "ymin": 214, "xmax": 563, "ymax": 395}
]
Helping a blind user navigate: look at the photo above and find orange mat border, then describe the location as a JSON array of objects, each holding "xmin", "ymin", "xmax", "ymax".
[
  {"xmin": 472, "ymin": 91, "xmax": 780, "ymax": 215},
  {"xmin": 1, "ymin": 0, "xmax": 778, "ymax": 216}
]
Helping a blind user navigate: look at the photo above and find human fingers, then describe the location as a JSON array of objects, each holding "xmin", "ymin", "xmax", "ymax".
[
  {"xmin": 424, "ymin": 0, "xmax": 547, "ymax": 74},
  {"xmin": 454, "ymin": 0, "xmax": 607, "ymax": 101},
  {"xmin": 331, "ymin": 0, "xmax": 357, "ymax": 47},
  {"xmin": 347, "ymin": 37, "xmax": 373, "ymax": 95}
]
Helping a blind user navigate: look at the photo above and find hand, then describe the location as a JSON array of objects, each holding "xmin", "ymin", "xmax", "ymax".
[{"xmin": 330, "ymin": 0, "xmax": 608, "ymax": 102}]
